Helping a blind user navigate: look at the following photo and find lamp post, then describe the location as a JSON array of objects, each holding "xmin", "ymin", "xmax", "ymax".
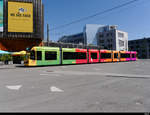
[{"xmin": 47, "ymin": 24, "xmax": 49, "ymax": 46}]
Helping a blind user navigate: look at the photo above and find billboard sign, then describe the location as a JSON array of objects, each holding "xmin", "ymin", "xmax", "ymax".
[
  {"xmin": 0, "ymin": 0, "xmax": 3, "ymax": 32},
  {"xmin": 8, "ymin": 1, "xmax": 33, "ymax": 33}
]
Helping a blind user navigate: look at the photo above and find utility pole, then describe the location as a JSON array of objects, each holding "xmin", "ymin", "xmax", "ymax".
[{"xmin": 47, "ymin": 24, "xmax": 49, "ymax": 46}]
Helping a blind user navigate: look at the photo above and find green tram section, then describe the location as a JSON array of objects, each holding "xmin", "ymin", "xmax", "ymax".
[
  {"xmin": 62, "ymin": 48, "xmax": 76, "ymax": 65},
  {"xmin": 33, "ymin": 47, "xmax": 60, "ymax": 66}
]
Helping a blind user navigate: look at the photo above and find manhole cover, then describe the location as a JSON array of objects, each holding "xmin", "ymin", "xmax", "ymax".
[{"xmin": 46, "ymin": 70, "xmax": 54, "ymax": 72}]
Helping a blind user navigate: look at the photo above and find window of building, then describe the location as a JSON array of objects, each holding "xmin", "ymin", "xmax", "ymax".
[
  {"xmin": 131, "ymin": 41, "xmax": 134, "ymax": 44},
  {"xmin": 37, "ymin": 51, "xmax": 42, "ymax": 60},
  {"xmin": 103, "ymin": 27, "xmax": 107, "ymax": 32},
  {"xmin": 106, "ymin": 33, "xmax": 109, "ymax": 37},
  {"xmin": 142, "ymin": 50, "xmax": 146, "ymax": 53},
  {"xmin": 101, "ymin": 53, "xmax": 111, "ymax": 59},
  {"xmin": 45, "ymin": 51, "xmax": 57, "ymax": 60},
  {"xmin": 91, "ymin": 53, "xmax": 98, "ymax": 59},
  {"xmin": 109, "ymin": 33, "xmax": 113, "ymax": 37},
  {"xmin": 118, "ymin": 32, "xmax": 124, "ymax": 38},
  {"xmin": 136, "ymin": 41, "xmax": 139, "ymax": 44},
  {"xmin": 130, "ymin": 46, "xmax": 134, "ymax": 49},
  {"xmin": 104, "ymin": 46, "xmax": 108, "ymax": 49},
  {"xmin": 100, "ymin": 40, "xmax": 104, "ymax": 43},
  {"xmin": 99, "ymin": 34, "xmax": 104, "ymax": 38},
  {"xmin": 119, "ymin": 40, "xmax": 124, "ymax": 47}
]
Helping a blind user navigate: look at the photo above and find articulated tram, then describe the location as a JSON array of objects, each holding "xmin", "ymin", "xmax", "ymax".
[{"xmin": 24, "ymin": 46, "xmax": 138, "ymax": 66}]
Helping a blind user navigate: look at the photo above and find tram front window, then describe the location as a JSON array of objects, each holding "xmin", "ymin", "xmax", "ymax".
[{"xmin": 30, "ymin": 51, "xmax": 35, "ymax": 60}]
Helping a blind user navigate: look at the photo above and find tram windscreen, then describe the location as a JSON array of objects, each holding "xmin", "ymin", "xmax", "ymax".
[
  {"xmin": 30, "ymin": 51, "xmax": 35, "ymax": 60},
  {"xmin": 37, "ymin": 51, "xmax": 42, "ymax": 60}
]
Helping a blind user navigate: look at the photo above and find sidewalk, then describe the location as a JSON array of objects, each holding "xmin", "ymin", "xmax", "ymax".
[{"xmin": 0, "ymin": 61, "xmax": 17, "ymax": 69}]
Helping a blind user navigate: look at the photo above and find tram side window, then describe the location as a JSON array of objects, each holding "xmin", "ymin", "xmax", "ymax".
[
  {"xmin": 76, "ymin": 52, "xmax": 87, "ymax": 59},
  {"xmin": 114, "ymin": 53, "xmax": 118, "ymax": 58},
  {"xmin": 63, "ymin": 52, "xmax": 87, "ymax": 60},
  {"xmin": 132, "ymin": 54, "xmax": 135, "ymax": 58},
  {"xmin": 37, "ymin": 51, "xmax": 42, "ymax": 60},
  {"xmin": 121, "ymin": 54, "xmax": 127, "ymax": 58},
  {"xmin": 127, "ymin": 54, "xmax": 130, "ymax": 58},
  {"xmin": 91, "ymin": 53, "xmax": 98, "ymax": 59},
  {"xmin": 101, "ymin": 53, "xmax": 111, "ymax": 59},
  {"xmin": 45, "ymin": 51, "xmax": 57, "ymax": 60},
  {"xmin": 30, "ymin": 51, "xmax": 35, "ymax": 60},
  {"xmin": 63, "ymin": 52, "xmax": 76, "ymax": 60}
]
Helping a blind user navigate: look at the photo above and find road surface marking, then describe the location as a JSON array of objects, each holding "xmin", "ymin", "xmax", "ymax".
[
  {"xmin": 50, "ymin": 86, "xmax": 64, "ymax": 92},
  {"xmin": 40, "ymin": 74, "xmax": 48, "ymax": 76},
  {"xmin": 6, "ymin": 85, "xmax": 22, "ymax": 90},
  {"xmin": 94, "ymin": 68, "xmax": 102, "ymax": 71}
]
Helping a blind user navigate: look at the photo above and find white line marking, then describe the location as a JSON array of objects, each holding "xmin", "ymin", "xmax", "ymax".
[
  {"xmin": 6, "ymin": 85, "xmax": 22, "ymax": 90},
  {"xmin": 40, "ymin": 74, "xmax": 48, "ymax": 76},
  {"xmin": 50, "ymin": 86, "xmax": 64, "ymax": 92},
  {"xmin": 94, "ymin": 68, "xmax": 102, "ymax": 71}
]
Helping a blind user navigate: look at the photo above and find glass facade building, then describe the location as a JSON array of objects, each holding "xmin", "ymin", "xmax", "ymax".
[{"xmin": 58, "ymin": 24, "xmax": 128, "ymax": 51}]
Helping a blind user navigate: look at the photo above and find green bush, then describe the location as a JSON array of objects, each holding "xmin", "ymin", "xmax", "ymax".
[{"xmin": 0, "ymin": 54, "xmax": 13, "ymax": 61}]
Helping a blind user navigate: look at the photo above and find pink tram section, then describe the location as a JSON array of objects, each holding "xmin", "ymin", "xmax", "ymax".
[
  {"xmin": 126, "ymin": 51, "xmax": 131, "ymax": 61},
  {"xmin": 131, "ymin": 51, "xmax": 137, "ymax": 61}
]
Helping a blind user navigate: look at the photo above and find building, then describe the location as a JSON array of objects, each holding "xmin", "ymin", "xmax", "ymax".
[
  {"xmin": 83, "ymin": 24, "xmax": 104, "ymax": 46},
  {"xmin": 58, "ymin": 33, "xmax": 84, "ymax": 45},
  {"xmin": 0, "ymin": 0, "xmax": 44, "ymax": 51},
  {"xmin": 97, "ymin": 25, "xmax": 128, "ymax": 51},
  {"xmin": 58, "ymin": 24, "xmax": 128, "ymax": 51},
  {"xmin": 129, "ymin": 38, "xmax": 150, "ymax": 59}
]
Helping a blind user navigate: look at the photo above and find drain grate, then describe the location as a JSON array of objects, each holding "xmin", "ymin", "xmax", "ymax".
[{"xmin": 46, "ymin": 70, "xmax": 54, "ymax": 72}]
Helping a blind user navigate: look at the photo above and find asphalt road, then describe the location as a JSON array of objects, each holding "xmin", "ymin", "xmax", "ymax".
[{"xmin": 0, "ymin": 60, "xmax": 150, "ymax": 112}]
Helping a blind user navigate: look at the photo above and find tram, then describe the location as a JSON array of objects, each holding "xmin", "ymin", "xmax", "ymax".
[{"xmin": 24, "ymin": 46, "xmax": 137, "ymax": 66}]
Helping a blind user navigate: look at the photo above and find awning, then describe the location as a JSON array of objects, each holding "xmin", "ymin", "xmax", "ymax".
[
  {"xmin": 12, "ymin": 51, "xmax": 27, "ymax": 56},
  {"xmin": 0, "ymin": 50, "xmax": 11, "ymax": 54}
]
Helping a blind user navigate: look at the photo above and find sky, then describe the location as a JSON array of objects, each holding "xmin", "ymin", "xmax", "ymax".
[{"xmin": 42, "ymin": 0, "xmax": 150, "ymax": 42}]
